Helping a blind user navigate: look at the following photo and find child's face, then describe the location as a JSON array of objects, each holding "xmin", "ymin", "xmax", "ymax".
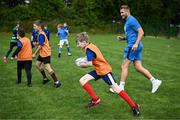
[
  {"xmin": 76, "ymin": 40, "xmax": 87, "ymax": 49},
  {"xmin": 33, "ymin": 24, "xmax": 40, "ymax": 32}
]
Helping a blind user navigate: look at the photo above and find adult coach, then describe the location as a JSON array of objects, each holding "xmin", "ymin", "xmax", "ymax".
[{"xmin": 110, "ymin": 5, "xmax": 162, "ymax": 93}]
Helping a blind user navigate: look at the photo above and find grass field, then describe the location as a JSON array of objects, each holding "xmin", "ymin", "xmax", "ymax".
[{"xmin": 0, "ymin": 32, "xmax": 180, "ymax": 119}]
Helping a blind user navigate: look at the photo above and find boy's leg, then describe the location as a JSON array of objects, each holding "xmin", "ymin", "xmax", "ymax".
[
  {"xmin": 45, "ymin": 63, "xmax": 61, "ymax": 88},
  {"xmin": 11, "ymin": 43, "xmax": 18, "ymax": 58},
  {"xmin": 24, "ymin": 61, "xmax": 32, "ymax": 87},
  {"xmin": 80, "ymin": 74, "xmax": 98, "ymax": 100},
  {"xmin": 58, "ymin": 40, "xmax": 63, "ymax": 57},
  {"xmin": 80, "ymin": 72, "xmax": 101, "ymax": 108},
  {"xmin": 17, "ymin": 61, "xmax": 22, "ymax": 84},
  {"xmin": 36, "ymin": 56, "xmax": 49, "ymax": 83},
  {"xmin": 65, "ymin": 41, "xmax": 71, "ymax": 56},
  {"xmin": 112, "ymin": 84, "xmax": 140, "ymax": 116},
  {"xmin": 103, "ymin": 73, "xmax": 140, "ymax": 116},
  {"xmin": 4, "ymin": 42, "xmax": 14, "ymax": 58}
]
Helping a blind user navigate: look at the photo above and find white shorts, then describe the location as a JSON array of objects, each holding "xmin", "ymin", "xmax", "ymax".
[{"xmin": 58, "ymin": 39, "xmax": 69, "ymax": 46}]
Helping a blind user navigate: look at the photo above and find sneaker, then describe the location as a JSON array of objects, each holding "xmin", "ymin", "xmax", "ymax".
[
  {"xmin": 10, "ymin": 57, "xmax": 14, "ymax": 60},
  {"xmin": 58, "ymin": 53, "xmax": 61, "ymax": 58},
  {"xmin": 27, "ymin": 83, "xmax": 32, "ymax": 87},
  {"xmin": 151, "ymin": 79, "xmax": 162, "ymax": 93},
  {"xmin": 3, "ymin": 56, "xmax": 7, "ymax": 63},
  {"xmin": 16, "ymin": 81, "xmax": 21, "ymax": 84},
  {"xmin": 85, "ymin": 97, "xmax": 101, "ymax": 109},
  {"xmin": 42, "ymin": 78, "xmax": 50, "ymax": 84},
  {"xmin": 67, "ymin": 52, "xmax": 71, "ymax": 56},
  {"xmin": 54, "ymin": 81, "xmax": 61, "ymax": 88},
  {"xmin": 132, "ymin": 104, "xmax": 140, "ymax": 117},
  {"xmin": 109, "ymin": 87, "xmax": 115, "ymax": 93}
]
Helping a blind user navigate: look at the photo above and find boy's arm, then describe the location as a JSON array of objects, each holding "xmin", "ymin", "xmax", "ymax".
[
  {"xmin": 32, "ymin": 34, "xmax": 44, "ymax": 57},
  {"xmin": 32, "ymin": 45, "xmax": 41, "ymax": 58}
]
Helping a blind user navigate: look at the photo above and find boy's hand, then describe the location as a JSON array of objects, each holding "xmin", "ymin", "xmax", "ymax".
[
  {"xmin": 32, "ymin": 53, "xmax": 36, "ymax": 58},
  {"xmin": 117, "ymin": 36, "xmax": 125, "ymax": 41}
]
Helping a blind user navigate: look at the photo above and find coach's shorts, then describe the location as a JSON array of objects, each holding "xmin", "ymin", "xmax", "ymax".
[
  {"xmin": 124, "ymin": 45, "xmax": 143, "ymax": 61},
  {"xmin": 59, "ymin": 39, "xmax": 69, "ymax": 46},
  {"xmin": 37, "ymin": 55, "xmax": 51, "ymax": 64},
  {"xmin": 88, "ymin": 70, "xmax": 116, "ymax": 85}
]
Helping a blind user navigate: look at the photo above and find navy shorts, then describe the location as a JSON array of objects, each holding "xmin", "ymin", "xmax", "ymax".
[
  {"xmin": 88, "ymin": 70, "xmax": 116, "ymax": 85},
  {"xmin": 37, "ymin": 55, "xmax": 51, "ymax": 64}
]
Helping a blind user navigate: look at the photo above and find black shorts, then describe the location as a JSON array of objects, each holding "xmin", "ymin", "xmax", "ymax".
[
  {"xmin": 37, "ymin": 55, "xmax": 51, "ymax": 64},
  {"xmin": 17, "ymin": 60, "xmax": 32, "ymax": 70}
]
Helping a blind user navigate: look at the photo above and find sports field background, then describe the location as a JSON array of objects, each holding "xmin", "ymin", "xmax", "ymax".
[{"xmin": 0, "ymin": 33, "xmax": 180, "ymax": 119}]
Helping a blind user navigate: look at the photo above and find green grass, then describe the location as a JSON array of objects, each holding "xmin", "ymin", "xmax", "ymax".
[{"xmin": 0, "ymin": 32, "xmax": 180, "ymax": 119}]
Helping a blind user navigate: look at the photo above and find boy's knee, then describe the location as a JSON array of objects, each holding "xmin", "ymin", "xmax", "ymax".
[
  {"xmin": 79, "ymin": 76, "xmax": 89, "ymax": 86},
  {"xmin": 35, "ymin": 63, "xmax": 40, "ymax": 69},
  {"xmin": 111, "ymin": 83, "xmax": 123, "ymax": 93},
  {"xmin": 79, "ymin": 77, "xmax": 86, "ymax": 86}
]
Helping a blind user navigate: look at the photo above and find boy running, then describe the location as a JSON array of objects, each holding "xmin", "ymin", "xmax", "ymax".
[
  {"xmin": 32, "ymin": 20, "xmax": 61, "ymax": 88},
  {"xmin": 76, "ymin": 32, "xmax": 140, "ymax": 116},
  {"xmin": 3, "ymin": 22, "xmax": 19, "ymax": 63},
  {"xmin": 57, "ymin": 24, "xmax": 71, "ymax": 58}
]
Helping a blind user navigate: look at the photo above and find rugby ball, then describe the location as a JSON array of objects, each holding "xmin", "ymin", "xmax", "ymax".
[{"xmin": 75, "ymin": 57, "xmax": 87, "ymax": 67}]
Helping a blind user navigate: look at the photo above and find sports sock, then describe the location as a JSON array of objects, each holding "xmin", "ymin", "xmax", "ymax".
[
  {"xmin": 50, "ymin": 71, "xmax": 58, "ymax": 82},
  {"xmin": 150, "ymin": 77, "xmax": 156, "ymax": 83},
  {"xmin": 83, "ymin": 83, "xmax": 98, "ymax": 100},
  {"xmin": 120, "ymin": 81, "xmax": 125, "ymax": 86},
  {"xmin": 67, "ymin": 47, "xmax": 71, "ymax": 53},
  {"xmin": 118, "ymin": 90, "xmax": 135, "ymax": 108},
  {"xmin": 40, "ymin": 68, "xmax": 47, "ymax": 79},
  {"xmin": 58, "ymin": 47, "xmax": 62, "ymax": 53}
]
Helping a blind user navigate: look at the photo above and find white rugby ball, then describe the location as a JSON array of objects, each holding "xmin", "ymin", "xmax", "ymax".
[{"xmin": 75, "ymin": 57, "xmax": 87, "ymax": 66}]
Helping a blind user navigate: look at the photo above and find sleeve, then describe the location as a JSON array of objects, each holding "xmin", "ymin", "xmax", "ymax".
[
  {"xmin": 17, "ymin": 41, "xmax": 22, "ymax": 47},
  {"xmin": 86, "ymin": 48, "xmax": 96, "ymax": 61},
  {"xmin": 38, "ymin": 34, "xmax": 45, "ymax": 46},
  {"xmin": 13, "ymin": 41, "xmax": 22, "ymax": 55},
  {"xmin": 131, "ymin": 18, "xmax": 141, "ymax": 31}
]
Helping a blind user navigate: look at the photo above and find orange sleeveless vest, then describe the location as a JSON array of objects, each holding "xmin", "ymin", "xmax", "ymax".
[
  {"xmin": 38, "ymin": 31, "xmax": 51, "ymax": 57},
  {"xmin": 18, "ymin": 37, "xmax": 32, "ymax": 61},
  {"xmin": 85, "ymin": 43, "xmax": 112, "ymax": 75}
]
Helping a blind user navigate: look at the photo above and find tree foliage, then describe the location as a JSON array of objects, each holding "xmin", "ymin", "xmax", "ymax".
[{"xmin": 0, "ymin": 0, "xmax": 179, "ymax": 34}]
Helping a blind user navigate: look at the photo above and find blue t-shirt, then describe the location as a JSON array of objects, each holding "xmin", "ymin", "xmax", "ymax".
[
  {"xmin": 43, "ymin": 29, "xmax": 50, "ymax": 41},
  {"xmin": 38, "ymin": 34, "xmax": 45, "ymax": 46},
  {"xmin": 86, "ymin": 48, "xmax": 96, "ymax": 61},
  {"xmin": 124, "ymin": 15, "xmax": 142, "ymax": 47},
  {"xmin": 31, "ymin": 29, "xmax": 38, "ymax": 42},
  {"xmin": 57, "ymin": 28, "xmax": 68, "ymax": 40}
]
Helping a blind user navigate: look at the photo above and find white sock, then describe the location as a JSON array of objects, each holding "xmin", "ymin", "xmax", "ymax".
[
  {"xmin": 55, "ymin": 81, "xmax": 59, "ymax": 84},
  {"xmin": 119, "ymin": 81, "xmax": 125, "ymax": 86},
  {"xmin": 150, "ymin": 77, "xmax": 156, "ymax": 83}
]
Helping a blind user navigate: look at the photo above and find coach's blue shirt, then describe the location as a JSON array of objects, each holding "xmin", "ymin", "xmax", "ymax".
[
  {"xmin": 57, "ymin": 28, "xmax": 68, "ymax": 40},
  {"xmin": 124, "ymin": 15, "xmax": 142, "ymax": 47}
]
